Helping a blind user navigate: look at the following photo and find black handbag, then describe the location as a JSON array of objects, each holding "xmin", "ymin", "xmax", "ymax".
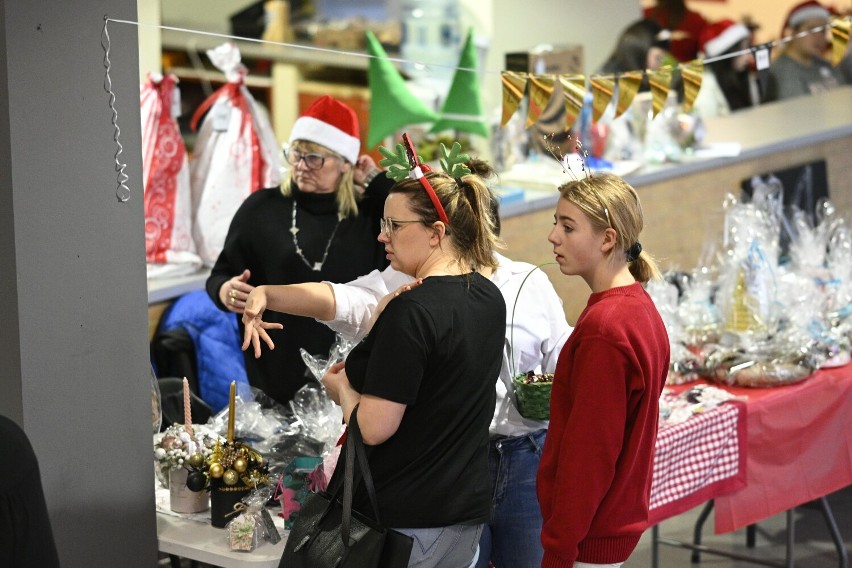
[{"xmin": 279, "ymin": 405, "xmax": 413, "ymax": 568}]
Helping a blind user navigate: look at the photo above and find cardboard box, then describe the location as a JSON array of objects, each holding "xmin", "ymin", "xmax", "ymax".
[{"xmin": 505, "ymin": 45, "xmax": 584, "ymax": 76}]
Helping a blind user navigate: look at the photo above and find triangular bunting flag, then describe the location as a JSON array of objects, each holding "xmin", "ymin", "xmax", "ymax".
[
  {"xmin": 526, "ymin": 75, "xmax": 556, "ymax": 128},
  {"xmin": 615, "ymin": 70, "xmax": 643, "ymax": 119},
  {"xmin": 558, "ymin": 74, "xmax": 586, "ymax": 130},
  {"xmin": 365, "ymin": 31, "xmax": 439, "ymax": 148},
  {"xmin": 680, "ymin": 60, "xmax": 704, "ymax": 113},
  {"xmin": 648, "ymin": 66, "xmax": 674, "ymax": 118},
  {"xmin": 590, "ymin": 74, "xmax": 615, "ymax": 123},
  {"xmin": 831, "ymin": 17, "xmax": 850, "ymax": 66},
  {"xmin": 501, "ymin": 71, "xmax": 528, "ymax": 127},
  {"xmin": 430, "ymin": 28, "xmax": 489, "ymax": 137}
]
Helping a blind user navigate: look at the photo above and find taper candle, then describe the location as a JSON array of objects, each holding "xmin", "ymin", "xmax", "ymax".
[
  {"xmin": 227, "ymin": 380, "xmax": 236, "ymax": 443},
  {"xmin": 183, "ymin": 377, "xmax": 193, "ymax": 437}
]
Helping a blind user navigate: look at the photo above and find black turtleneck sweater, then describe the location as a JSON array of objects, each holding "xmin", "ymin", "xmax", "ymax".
[{"xmin": 206, "ymin": 177, "xmax": 390, "ymax": 405}]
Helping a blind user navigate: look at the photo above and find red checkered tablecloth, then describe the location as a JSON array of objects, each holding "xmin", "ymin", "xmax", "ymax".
[{"xmin": 648, "ymin": 401, "xmax": 747, "ymax": 525}]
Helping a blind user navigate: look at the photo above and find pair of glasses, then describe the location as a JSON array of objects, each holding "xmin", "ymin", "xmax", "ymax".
[
  {"xmin": 284, "ymin": 149, "xmax": 334, "ymax": 170},
  {"xmin": 380, "ymin": 217, "xmax": 421, "ymax": 239}
]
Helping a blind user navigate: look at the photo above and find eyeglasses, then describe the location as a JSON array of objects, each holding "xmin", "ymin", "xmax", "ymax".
[
  {"xmin": 380, "ymin": 217, "xmax": 421, "ymax": 239},
  {"xmin": 284, "ymin": 149, "xmax": 334, "ymax": 170}
]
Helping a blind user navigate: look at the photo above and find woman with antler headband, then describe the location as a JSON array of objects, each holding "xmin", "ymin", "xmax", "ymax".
[
  {"xmin": 244, "ymin": 135, "xmax": 506, "ymax": 567},
  {"xmin": 538, "ymin": 172, "xmax": 670, "ymax": 568},
  {"xmin": 242, "ymin": 146, "xmax": 570, "ymax": 567}
]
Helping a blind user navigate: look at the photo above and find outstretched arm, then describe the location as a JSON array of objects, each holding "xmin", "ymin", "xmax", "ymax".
[{"xmin": 241, "ymin": 282, "xmax": 336, "ymax": 357}]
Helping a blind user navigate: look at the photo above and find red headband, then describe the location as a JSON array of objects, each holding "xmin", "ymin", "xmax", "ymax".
[{"xmin": 402, "ymin": 133, "xmax": 450, "ymax": 226}]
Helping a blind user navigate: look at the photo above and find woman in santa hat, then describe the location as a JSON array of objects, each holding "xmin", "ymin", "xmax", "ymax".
[
  {"xmin": 765, "ymin": 0, "xmax": 844, "ymax": 101},
  {"xmin": 692, "ymin": 19, "xmax": 759, "ymax": 118},
  {"xmin": 206, "ymin": 95, "xmax": 392, "ymax": 405}
]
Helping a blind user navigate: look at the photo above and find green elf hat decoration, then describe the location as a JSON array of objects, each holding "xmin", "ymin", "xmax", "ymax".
[
  {"xmin": 378, "ymin": 133, "xmax": 472, "ymax": 226},
  {"xmin": 365, "ymin": 31, "xmax": 439, "ymax": 148}
]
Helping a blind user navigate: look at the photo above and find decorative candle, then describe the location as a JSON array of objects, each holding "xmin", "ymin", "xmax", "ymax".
[
  {"xmin": 227, "ymin": 380, "xmax": 236, "ymax": 443},
  {"xmin": 183, "ymin": 377, "xmax": 193, "ymax": 437}
]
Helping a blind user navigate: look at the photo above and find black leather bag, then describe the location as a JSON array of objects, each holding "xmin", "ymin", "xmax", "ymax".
[{"xmin": 279, "ymin": 405, "xmax": 413, "ymax": 568}]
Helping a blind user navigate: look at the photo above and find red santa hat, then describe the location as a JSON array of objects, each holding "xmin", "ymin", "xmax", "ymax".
[
  {"xmin": 289, "ymin": 95, "xmax": 360, "ymax": 164},
  {"xmin": 784, "ymin": 0, "xmax": 830, "ymax": 31},
  {"xmin": 700, "ymin": 20, "xmax": 750, "ymax": 58}
]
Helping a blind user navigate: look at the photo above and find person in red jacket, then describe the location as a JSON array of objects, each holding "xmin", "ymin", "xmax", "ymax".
[
  {"xmin": 644, "ymin": 0, "xmax": 708, "ymax": 61},
  {"xmin": 538, "ymin": 172, "xmax": 670, "ymax": 568}
]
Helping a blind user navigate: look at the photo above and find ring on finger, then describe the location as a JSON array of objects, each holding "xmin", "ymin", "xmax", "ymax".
[{"xmin": 230, "ymin": 296, "xmax": 235, "ymax": 305}]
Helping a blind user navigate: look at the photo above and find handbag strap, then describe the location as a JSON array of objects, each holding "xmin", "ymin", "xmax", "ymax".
[{"xmin": 341, "ymin": 404, "xmax": 384, "ymax": 546}]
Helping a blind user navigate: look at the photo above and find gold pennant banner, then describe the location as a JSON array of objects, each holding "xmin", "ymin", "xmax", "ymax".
[
  {"xmin": 590, "ymin": 75, "xmax": 615, "ymax": 123},
  {"xmin": 615, "ymin": 70, "xmax": 643, "ymax": 119},
  {"xmin": 831, "ymin": 17, "xmax": 850, "ymax": 66},
  {"xmin": 680, "ymin": 60, "xmax": 704, "ymax": 113},
  {"xmin": 526, "ymin": 75, "xmax": 556, "ymax": 128},
  {"xmin": 648, "ymin": 66, "xmax": 674, "ymax": 118},
  {"xmin": 558, "ymin": 74, "xmax": 586, "ymax": 130},
  {"xmin": 500, "ymin": 71, "xmax": 529, "ymax": 127}
]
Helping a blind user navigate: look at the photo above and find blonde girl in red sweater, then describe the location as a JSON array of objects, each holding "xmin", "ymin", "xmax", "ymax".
[{"xmin": 538, "ymin": 173, "xmax": 670, "ymax": 568}]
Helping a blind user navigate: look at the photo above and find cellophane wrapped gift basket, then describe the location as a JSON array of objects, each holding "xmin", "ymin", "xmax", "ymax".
[{"xmin": 649, "ymin": 183, "xmax": 852, "ymax": 391}]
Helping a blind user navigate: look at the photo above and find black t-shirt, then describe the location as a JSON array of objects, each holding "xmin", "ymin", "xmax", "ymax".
[
  {"xmin": 344, "ymin": 273, "xmax": 505, "ymax": 527},
  {"xmin": 206, "ymin": 178, "xmax": 390, "ymax": 405}
]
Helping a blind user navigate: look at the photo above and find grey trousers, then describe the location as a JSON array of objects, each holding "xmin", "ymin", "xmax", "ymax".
[{"xmin": 394, "ymin": 523, "xmax": 483, "ymax": 568}]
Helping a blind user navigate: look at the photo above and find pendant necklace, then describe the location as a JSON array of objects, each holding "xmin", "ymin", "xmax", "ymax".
[{"xmin": 290, "ymin": 201, "xmax": 342, "ymax": 271}]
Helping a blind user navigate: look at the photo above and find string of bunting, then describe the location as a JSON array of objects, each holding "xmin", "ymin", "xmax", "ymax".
[
  {"xmin": 502, "ymin": 16, "xmax": 850, "ymax": 129},
  {"xmin": 103, "ymin": 15, "xmax": 849, "ymax": 201}
]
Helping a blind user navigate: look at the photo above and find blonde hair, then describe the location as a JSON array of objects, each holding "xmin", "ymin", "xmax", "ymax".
[
  {"xmin": 281, "ymin": 141, "xmax": 360, "ymax": 218},
  {"xmin": 391, "ymin": 168, "xmax": 501, "ymax": 272},
  {"xmin": 558, "ymin": 173, "xmax": 662, "ymax": 283}
]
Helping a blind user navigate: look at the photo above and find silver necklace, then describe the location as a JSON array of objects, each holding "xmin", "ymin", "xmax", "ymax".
[{"xmin": 290, "ymin": 201, "xmax": 342, "ymax": 271}]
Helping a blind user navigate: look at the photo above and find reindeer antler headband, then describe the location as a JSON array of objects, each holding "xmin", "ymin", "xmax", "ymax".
[{"xmin": 378, "ymin": 133, "xmax": 472, "ymax": 226}]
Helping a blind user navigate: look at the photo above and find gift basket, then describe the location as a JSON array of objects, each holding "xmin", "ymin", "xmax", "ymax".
[
  {"xmin": 512, "ymin": 371, "xmax": 554, "ymax": 420},
  {"xmin": 651, "ymin": 187, "xmax": 852, "ymax": 388}
]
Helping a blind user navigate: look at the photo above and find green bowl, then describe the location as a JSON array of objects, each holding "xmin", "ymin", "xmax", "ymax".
[{"xmin": 513, "ymin": 373, "xmax": 553, "ymax": 420}]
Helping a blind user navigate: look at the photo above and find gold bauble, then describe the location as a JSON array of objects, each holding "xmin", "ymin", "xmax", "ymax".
[
  {"xmin": 188, "ymin": 452, "xmax": 204, "ymax": 468},
  {"xmin": 209, "ymin": 463, "xmax": 224, "ymax": 479},
  {"xmin": 223, "ymin": 469, "xmax": 239, "ymax": 486},
  {"xmin": 233, "ymin": 457, "xmax": 248, "ymax": 473}
]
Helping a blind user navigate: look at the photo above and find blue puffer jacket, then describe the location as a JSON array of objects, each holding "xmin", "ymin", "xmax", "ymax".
[{"xmin": 156, "ymin": 290, "xmax": 248, "ymax": 412}]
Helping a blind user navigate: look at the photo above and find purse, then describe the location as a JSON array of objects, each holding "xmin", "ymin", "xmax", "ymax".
[{"xmin": 279, "ymin": 405, "xmax": 413, "ymax": 568}]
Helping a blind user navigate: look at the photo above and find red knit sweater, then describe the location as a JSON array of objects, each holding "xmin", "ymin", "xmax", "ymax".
[{"xmin": 537, "ymin": 283, "xmax": 669, "ymax": 568}]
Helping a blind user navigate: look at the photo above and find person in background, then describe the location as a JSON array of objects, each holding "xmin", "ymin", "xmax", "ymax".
[
  {"xmin": 0, "ymin": 415, "xmax": 60, "ymax": 568},
  {"xmin": 597, "ymin": 19, "xmax": 672, "ymax": 162},
  {"xmin": 538, "ymin": 173, "xmax": 670, "ymax": 568},
  {"xmin": 245, "ymin": 140, "xmax": 507, "ymax": 567},
  {"xmin": 838, "ymin": 47, "xmax": 852, "ymax": 85},
  {"xmin": 206, "ymin": 95, "xmax": 391, "ymax": 406},
  {"xmin": 241, "ymin": 159, "xmax": 572, "ymax": 568},
  {"xmin": 693, "ymin": 20, "xmax": 759, "ymax": 118},
  {"xmin": 644, "ymin": 0, "xmax": 708, "ymax": 62},
  {"xmin": 599, "ymin": 19, "xmax": 672, "ymax": 89},
  {"xmin": 764, "ymin": 0, "xmax": 843, "ymax": 102}
]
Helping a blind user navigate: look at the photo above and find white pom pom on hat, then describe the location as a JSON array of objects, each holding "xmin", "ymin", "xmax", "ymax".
[
  {"xmin": 700, "ymin": 20, "xmax": 750, "ymax": 58},
  {"xmin": 289, "ymin": 95, "xmax": 361, "ymax": 164}
]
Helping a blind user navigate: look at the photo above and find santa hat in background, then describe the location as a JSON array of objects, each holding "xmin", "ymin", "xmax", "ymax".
[
  {"xmin": 783, "ymin": 0, "xmax": 831, "ymax": 31},
  {"xmin": 700, "ymin": 20, "xmax": 750, "ymax": 57},
  {"xmin": 289, "ymin": 95, "xmax": 360, "ymax": 163}
]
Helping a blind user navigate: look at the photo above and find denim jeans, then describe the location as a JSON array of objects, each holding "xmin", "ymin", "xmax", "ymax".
[
  {"xmin": 476, "ymin": 428, "xmax": 546, "ymax": 568},
  {"xmin": 395, "ymin": 523, "xmax": 483, "ymax": 568}
]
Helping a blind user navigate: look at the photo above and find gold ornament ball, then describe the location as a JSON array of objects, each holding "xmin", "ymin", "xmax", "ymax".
[
  {"xmin": 188, "ymin": 452, "xmax": 204, "ymax": 468},
  {"xmin": 209, "ymin": 463, "xmax": 224, "ymax": 479},
  {"xmin": 223, "ymin": 469, "xmax": 239, "ymax": 486},
  {"xmin": 233, "ymin": 457, "xmax": 248, "ymax": 473}
]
